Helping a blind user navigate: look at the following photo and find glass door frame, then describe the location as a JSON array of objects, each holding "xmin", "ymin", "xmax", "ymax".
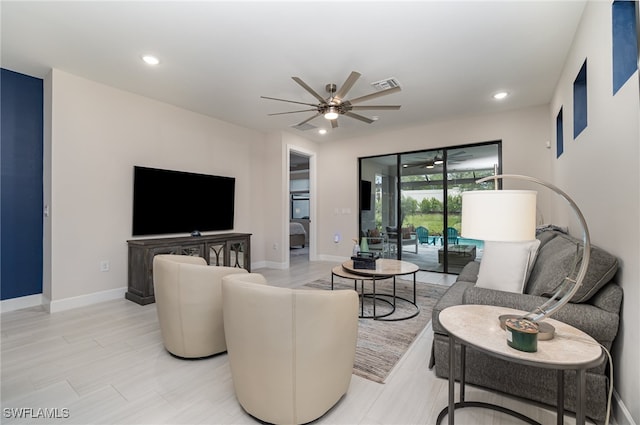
[{"xmin": 359, "ymin": 141, "xmax": 502, "ymax": 274}]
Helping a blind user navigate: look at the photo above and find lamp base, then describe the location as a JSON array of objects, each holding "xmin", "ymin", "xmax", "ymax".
[{"xmin": 499, "ymin": 314, "xmax": 555, "ymax": 340}]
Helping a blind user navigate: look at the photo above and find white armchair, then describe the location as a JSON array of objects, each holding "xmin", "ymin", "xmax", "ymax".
[
  {"xmin": 152, "ymin": 254, "xmax": 247, "ymax": 358},
  {"xmin": 222, "ymin": 273, "xmax": 359, "ymax": 425}
]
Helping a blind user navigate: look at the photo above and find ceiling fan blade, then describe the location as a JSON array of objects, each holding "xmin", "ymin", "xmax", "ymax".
[
  {"xmin": 449, "ymin": 150, "xmax": 467, "ymax": 157},
  {"xmin": 260, "ymin": 96, "xmax": 319, "ymax": 107},
  {"xmin": 350, "ymin": 105, "xmax": 401, "ymax": 110},
  {"xmin": 344, "ymin": 111, "xmax": 374, "ymax": 124},
  {"xmin": 330, "ymin": 119, "xmax": 339, "ymax": 129},
  {"xmin": 334, "ymin": 71, "xmax": 361, "ymax": 101},
  {"xmin": 268, "ymin": 109, "xmax": 318, "ymax": 116},
  {"xmin": 348, "ymin": 86, "xmax": 401, "ymax": 105},
  {"xmin": 296, "ymin": 112, "xmax": 322, "ymax": 126},
  {"xmin": 292, "ymin": 77, "xmax": 328, "ymax": 104}
]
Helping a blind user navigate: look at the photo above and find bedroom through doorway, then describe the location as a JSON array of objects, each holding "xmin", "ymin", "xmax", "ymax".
[{"xmin": 289, "ymin": 151, "xmax": 310, "ymax": 263}]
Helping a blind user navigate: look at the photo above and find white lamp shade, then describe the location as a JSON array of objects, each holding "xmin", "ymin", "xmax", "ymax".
[{"xmin": 461, "ymin": 190, "xmax": 537, "ymax": 241}]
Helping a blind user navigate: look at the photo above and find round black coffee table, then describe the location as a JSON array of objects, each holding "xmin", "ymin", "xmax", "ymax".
[{"xmin": 331, "ymin": 259, "xmax": 420, "ymax": 321}]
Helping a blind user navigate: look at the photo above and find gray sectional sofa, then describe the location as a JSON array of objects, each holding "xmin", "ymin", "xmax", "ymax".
[{"xmin": 431, "ymin": 228, "xmax": 623, "ymax": 423}]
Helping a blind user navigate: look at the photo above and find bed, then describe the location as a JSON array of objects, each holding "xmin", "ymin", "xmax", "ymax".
[{"xmin": 289, "ymin": 221, "xmax": 307, "ymax": 248}]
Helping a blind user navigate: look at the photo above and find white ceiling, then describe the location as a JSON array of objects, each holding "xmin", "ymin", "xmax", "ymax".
[{"xmin": 1, "ymin": 1, "xmax": 586, "ymax": 143}]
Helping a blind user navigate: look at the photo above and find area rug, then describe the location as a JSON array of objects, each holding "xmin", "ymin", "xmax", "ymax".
[{"xmin": 303, "ymin": 277, "xmax": 449, "ymax": 384}]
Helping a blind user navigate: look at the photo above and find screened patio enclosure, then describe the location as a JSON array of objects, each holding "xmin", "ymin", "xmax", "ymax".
[{"xmin": 359, "ymin": 142, "xmax": 501, "ymax": 274}]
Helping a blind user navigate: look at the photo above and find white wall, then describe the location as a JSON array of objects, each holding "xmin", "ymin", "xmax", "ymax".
[
  {"xmin": 45, "ymin": 69, "xmax": 266, "ymax": 309},
  {"xmin": 316, "ymin": 105, "xmax": 552, "ymax": 260},
  {"xmin": 549, "ymin": 2, "xmax": 639, "ymax": 423},
  {"xmin": 259, "ymin": 131, "xmax": 320, "ymax": 269}
]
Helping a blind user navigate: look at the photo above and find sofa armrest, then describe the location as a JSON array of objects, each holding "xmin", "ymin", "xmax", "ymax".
[
  {"xmin": 431, "ymin": 280, "xmax": 475, "ymax": 335},
  {"xmin": 462, "ymin": 286, "xmax": 620, "ymax": 349},
  {"xmin": 589, "ymin": 282, "xmax": 623, "ymax": 314},
  {"xmin": 457, "ymin": 260, "xmax": 480, "ymax": 283}
]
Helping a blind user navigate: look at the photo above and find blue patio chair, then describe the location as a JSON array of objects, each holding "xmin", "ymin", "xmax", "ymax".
[
  {"xmin": 415, "ymin": 226, "xmax": 434, "ymax": 245},
  {"xmin": 441, "ymin": 227, "xmax": 459, "ymax": 245}
]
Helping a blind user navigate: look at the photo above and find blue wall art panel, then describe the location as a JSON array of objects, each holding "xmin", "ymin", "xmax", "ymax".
[
  {"xmin": 573, "ymin": 60, "xmax": 588, "ymax": 139},
  {"xmin": 1, "ymin": 69, "xmax": 44, "ymax": 300},
  {"xmin": 612, "ymin": 0, "xmax": 638, "ymax": 95},
  {"xmin": 556, "ymin": 107, "xmax": 564, "ymax": 158}
]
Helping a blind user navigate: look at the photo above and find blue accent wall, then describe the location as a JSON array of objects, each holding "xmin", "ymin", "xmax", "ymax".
[{"xmin": 1, "ymin": 68, "xmax": 44, "ymax": 300}]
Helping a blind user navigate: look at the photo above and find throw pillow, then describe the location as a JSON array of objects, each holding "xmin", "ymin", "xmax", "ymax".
[
  {"xmin": 476, "ymin": 239, "xmax": 541, "ymax": 293},
  {"xmin": 526, "ymin": 232, "xmax": 618, "ymax": 303},
  {"xmin": 368, "ymin": 228, "xmax": 382, "ymax": 245}
]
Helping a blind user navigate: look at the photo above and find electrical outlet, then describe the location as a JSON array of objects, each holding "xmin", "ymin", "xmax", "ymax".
[{"xmin": 100, "ymin": 261, "xmax": 110, "ymax": 272}]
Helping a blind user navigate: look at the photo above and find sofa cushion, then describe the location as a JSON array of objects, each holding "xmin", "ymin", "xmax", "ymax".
[
  {"xmin": 526, "ymin": 232, "xmax": 618, "ymax": 303},
  {"xmin": 475, "ymin": 240, "xmax": 541, "ymax": 293}
]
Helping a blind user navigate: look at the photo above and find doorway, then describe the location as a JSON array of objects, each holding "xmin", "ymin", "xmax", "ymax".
[
  {"xmin": 289, "ymin": 151, "xmax": 311, "ymax": 264},
  {"xmin": 359, "ymin": 142, "xmax": 501, "ymax": 273}
]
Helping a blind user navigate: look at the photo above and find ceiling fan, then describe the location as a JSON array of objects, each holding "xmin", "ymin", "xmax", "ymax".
[
  {"xmin": 261, "ymin": 71, "xmax": 401, "ymax": 129},
  {"xmin": 404, "ymin": 151, "xmax": 473, "ymax": 169}
]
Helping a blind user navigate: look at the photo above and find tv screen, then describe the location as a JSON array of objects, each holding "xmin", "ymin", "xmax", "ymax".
[
  {"xmin": 360, "ymin": 180, "xmax": 372, "ymax": 211},
  {"xmin": 132, "ymin": 166, "xmax": 235, "ymax": 236}
]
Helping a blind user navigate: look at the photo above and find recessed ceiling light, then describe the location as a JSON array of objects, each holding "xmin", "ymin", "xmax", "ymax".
[
  {"xmin": 142, "ymin": 55, "xmax": 160, "ymax": 66},
  {"xmin": 493, "ymin": 91, "xmax": 509, "ymax": 100},
  {"xmin": 318, "ymin": 129, "xmax": 327, "ymax": 135}
]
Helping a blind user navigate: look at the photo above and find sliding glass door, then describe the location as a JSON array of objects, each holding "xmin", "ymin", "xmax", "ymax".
[
  {"xmin": 360, "ymin": 155, "xmax": 398, "ymax": 259},
  {"xmin": 359, "ymin": 142, "xmax": 500, "ymax": 273}
]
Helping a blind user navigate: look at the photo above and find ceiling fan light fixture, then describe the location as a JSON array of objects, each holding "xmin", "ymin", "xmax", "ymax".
[
  {"xmin": 434, "ymin": 157, "xmax": 444, "ymax": 165},
  {"xmin": 142, "ymin": 55, "xmax": 160, "ymax": 65},
  {"xmin": 324, "ymin": 107, "xmax": 339, "ymax": 120},
  {"xmin": 493, "ymin": 91, "xmax": 509, "ymax": 100}
]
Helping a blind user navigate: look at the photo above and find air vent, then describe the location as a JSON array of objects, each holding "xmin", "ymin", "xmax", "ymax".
[
  {"xmin": 371, "ymin": 77, "xmax": 401, "ymax": 91},
  {"xmin": 291, "ymin": 122, "xmax": 317, "ymax": 131}
]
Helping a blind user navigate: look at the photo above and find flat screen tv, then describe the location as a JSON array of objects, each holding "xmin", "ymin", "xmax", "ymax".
[
  {"xmin": 132, "ymin": 166, "xmax": 235, "ymax": 236},
  {"xmin": 360, "ymin": 180, "xmax": 372, "ymax": 211}
]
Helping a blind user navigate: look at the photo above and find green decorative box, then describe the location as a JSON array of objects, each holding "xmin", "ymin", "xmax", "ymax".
[{"xmin": 505, "ymin": 318, "xmax": 539, "ymax": 352}]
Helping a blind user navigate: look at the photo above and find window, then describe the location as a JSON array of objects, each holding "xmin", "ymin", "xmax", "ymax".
[
  {"xmin": 612, "ymin": 0, "xmax": 639, "ymax": 94},
  {"xmin": 556, "ymin": 107, "xmax": 564, "ymax": 158},
  {"xmin": 573, "ymin": 60, "xmax": 588, "ymax": 139}
]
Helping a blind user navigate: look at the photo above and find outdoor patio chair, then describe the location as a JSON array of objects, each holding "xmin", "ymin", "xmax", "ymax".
[
  {"xmin": 416, "ymin": 226, "xmax": 435, "ymax": 245},
  {"xmin": 441, "ymin": 227, "xmax": 460, "ymax": 245}
]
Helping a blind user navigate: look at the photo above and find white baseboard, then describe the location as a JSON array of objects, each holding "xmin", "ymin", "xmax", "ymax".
[
  {"xmin": 262, "ymin": 260, "xmax": 287, "ymax": 270},
  {"xmin": 45, "ymin": 287, "xmax": 127, "ymax": 313},
  {"xmin": 251, "ymin": 260, "xmax": 268, "ymax": 270},
  {"xmin": 0, "ymin": 294, "xmax": 44, "ymax": 313},
  {"xmin": 317, "ymin": 254, "xmax": 348, "ymax": 263},
  {"xmin": 613, "ymin": 388, "xmax": 636, "ymax": 425}
]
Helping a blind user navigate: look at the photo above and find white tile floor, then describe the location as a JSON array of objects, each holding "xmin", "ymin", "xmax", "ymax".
[{"xmin": 1, "ymin": 258, "xmax": 595, "ymax": 424}]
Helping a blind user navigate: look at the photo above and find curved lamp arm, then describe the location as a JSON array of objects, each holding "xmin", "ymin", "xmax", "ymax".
[{"xmin": 474, "ymin": 174, "xmax": 591, "ymax": 323}]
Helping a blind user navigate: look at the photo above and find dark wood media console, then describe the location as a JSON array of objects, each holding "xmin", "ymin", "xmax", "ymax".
[{"xmin": 126, "ymin": 233, "xmax": 251, "ymax": 305}]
